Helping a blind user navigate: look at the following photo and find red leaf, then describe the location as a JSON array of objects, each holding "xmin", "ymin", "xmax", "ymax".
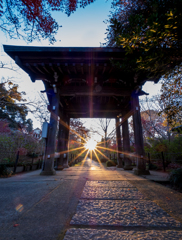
[{"xmin": 14, "ymin": 224, "xmax": 19, "ymax": 227}]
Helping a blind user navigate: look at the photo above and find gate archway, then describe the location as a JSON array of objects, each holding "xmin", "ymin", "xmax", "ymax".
[{"xmin": 4, "ymin": 45, "xmax": 160, "ymax": 175}]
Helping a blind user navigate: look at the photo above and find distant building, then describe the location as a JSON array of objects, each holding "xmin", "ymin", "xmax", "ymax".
[{"xmin": 32, "ymin": 128, "xmax": 42, "ymax": 140}]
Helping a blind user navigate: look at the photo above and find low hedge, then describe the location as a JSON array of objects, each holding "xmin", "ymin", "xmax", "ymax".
[{"xmin": 100, "ymin": 158, "xmax": 107, "ymax": 163}]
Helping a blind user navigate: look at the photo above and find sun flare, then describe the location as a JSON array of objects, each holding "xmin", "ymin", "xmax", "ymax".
[{"xmin": 85, "ymin": 139, "xmax": 97, "ymax": 151}]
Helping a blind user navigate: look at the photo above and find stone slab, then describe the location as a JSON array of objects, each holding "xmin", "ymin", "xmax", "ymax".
[
  {"xmin": 64, "ymin": 229, "xmax": 182, "ymax": 240},
  {"xmin": 62, "ymin": 176, "xmax": 81, "ymax": 179},
  {"xmin": 81, "ymin": 187, "xmax": 146, "ymax": 200},
  {"xmin": 70, "ymin": 200, "xmax": 182, "ymax": 227},
  {"xmin": 0, "ymin": 179, "xmax": 86, "ymax": 240},
  {"xmin": 85, "ymin": 180, "xmax": 135, "ymax": 188}
]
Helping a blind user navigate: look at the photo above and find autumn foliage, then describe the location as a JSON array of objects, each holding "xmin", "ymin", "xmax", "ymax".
[
  {"xmin": 106, "ymin": 0, "xmax": 182, "ymax": 79},
  {"xmin": 0, "ymin": 0, "xmax": 95, "ymax": 43}
]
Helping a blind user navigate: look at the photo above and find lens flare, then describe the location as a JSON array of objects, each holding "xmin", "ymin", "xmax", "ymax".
[
  {"xmin": 15, "ymin": 204, "xmax": 24, "ymax": 212},
  {"xmin": 85, "ymin": 139, "xmax": 97, "ymax": 151}
]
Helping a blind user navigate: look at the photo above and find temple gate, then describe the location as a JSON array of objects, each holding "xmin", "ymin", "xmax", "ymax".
[{"xmin": 4, "ymin": 45, "xmax": 159, "ymax": 175}]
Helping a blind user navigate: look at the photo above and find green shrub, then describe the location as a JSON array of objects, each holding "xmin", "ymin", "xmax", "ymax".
[
  {"xmin": 100, "ymin": 158, "xmax": 107, "ymax": 163},
  {"xmin": 169, "ymin": 168, "xmax": 182, "ymax": 190},
  {"xmin": 28, "ymin": 153, "xmax": 39, "ymax": 158},
  {"xmin": 106, "ymin": 160, "xmax": 117, "ymax": 167},
  {"xmin": 3, "ymin": 162, "xmax": 14, "ymax": 167}
]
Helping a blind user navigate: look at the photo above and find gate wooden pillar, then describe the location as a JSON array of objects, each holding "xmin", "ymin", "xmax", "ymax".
[
  {"xmin": 40, "ymin": 92, "xmax": 59, "ymax": 175},
  {"xmin": 115, "ymin": 117, "xmax": 123, "ymax": 168},
  {"xmin": 63, "ymin": 117, "xmax": 70, "ymax": 168},
  {"xmin": 122, "ymin": 115, "xmax": 132, "ymax": 170},
  {"xmin": 56, "ymin": 108, "xmax": 65, "ymax": 170},
  {"xmin": 131, "ymin": 93, "xmax": 150, "ymax": 175}
]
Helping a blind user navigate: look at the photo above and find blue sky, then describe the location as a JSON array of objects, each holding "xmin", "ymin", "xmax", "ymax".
[{"xmin": 1, "ymin": 0, "xmax": 161, "ymax": 133}]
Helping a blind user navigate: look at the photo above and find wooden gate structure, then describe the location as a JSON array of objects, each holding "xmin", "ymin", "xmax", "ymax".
[{"xmin": 4, "ymin": 45, "xmax": 159, "ymax": 175}]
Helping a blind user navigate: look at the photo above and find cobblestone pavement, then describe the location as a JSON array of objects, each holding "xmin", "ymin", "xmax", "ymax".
[
  {"xmin": 64, "ymin": 229, "xmax": 182, "ymax": 240},
  {"xmin": 64, "ymin": 178, "xmax": 182, "ymax": 239},
  {"xmin": 85, "ymin": 180, "xmax": 134, "ymax": 188},
  {"xmin": 81, "ymin": 187, "xmax": 146, "ymax": 200},
  {"xmin": 70, "ymin": 199, "xmax": 181, "ymax": 227}
]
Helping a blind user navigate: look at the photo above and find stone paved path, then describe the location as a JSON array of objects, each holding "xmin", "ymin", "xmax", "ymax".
[
  {"xmin": 0, "ymin": 158, "xmax": 182, "ymax": 240},
  {"xmin": 64, "ymin": 159, "xmax": 182, "ymax": 240}
]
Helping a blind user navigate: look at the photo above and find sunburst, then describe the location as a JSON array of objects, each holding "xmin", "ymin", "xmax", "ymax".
[
  {"xmin": 54, "ymin": 117, "xmax": 148, "ymax": 168},
  {"xmin": 84, "ymin": 139, "xmax": 97, "ymax": 151}
]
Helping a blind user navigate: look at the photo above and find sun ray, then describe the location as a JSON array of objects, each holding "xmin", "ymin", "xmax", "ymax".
[
  {"xmin": 96, "ymin": 139, "xmax": 109, "ymax": 146},
  {"xmin": 58, "ymin": 146, "xmax": 85, "ymax": 155},
  {"xmin": 90, "ymin": 150, "xmax": 92, "ymax": 161},
  {"xmin": 95, "ymin": 148, "xmax": 117, "ymax": 165},
  {"xmin": 80, "ymin": 149, "xmax": 90, "ymax": 169},
  {"xmin": 97, "ymin": 146, "xmax": 148, "ymax": 161},
  {"xmin": 69, "ymin": 148, "xmax": 88, "ymax": 165},
  {"xmin": 93, "ymin": 149, "xmax": 105, "ymax": 169},
  {"xmin": 69, "ymin": 139, "xmax": 85, "ymax": 145},
  {"xmin": 97, "ymin": 145, "xmax": 125, "ymax": 154},
  {"xmin": 56, "ymin": 113, "xmax": 87, "ymax": 143}
]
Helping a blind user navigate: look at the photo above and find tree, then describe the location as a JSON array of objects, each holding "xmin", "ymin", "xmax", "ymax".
[
  {"xmin": 140, "ymin": 95, "xmax": 175, "ymax": 145},
  {"xmin": 25, "ymin": 118, "xmax": 33, "ymax": 133},
  {"xmin": 0, "ymin": 80, "xmax": 28, "ymax": 129},
  {"xmin": 30, "ymin": 92, "xmax": 50, "ymax": 127},
  {"xmin": 106, "ymin": 0, "xmax": 182, "ymax": 79},
  {"xmin": 97, "ymin": 118, "xmax": 112, "ymax": 147},
  {"xmin": 70, "ymin": 118, "xmax": 90, "ymax": 142},
  {"xmin": 160, "ymin": 68, "xmax": 182, "ymax": 126},
  {"xmin": 0, "ymin": 0, "xmax": 96, "ymax": 43}
]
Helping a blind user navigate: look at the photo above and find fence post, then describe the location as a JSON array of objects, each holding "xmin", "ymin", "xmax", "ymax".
[
  {"xmin": 14, "ymin": 151, "xmax": 19, "ymax": 173},
  {"xmin": 161, "ymin": 151, "xmax": 165, "ymax": 171}
]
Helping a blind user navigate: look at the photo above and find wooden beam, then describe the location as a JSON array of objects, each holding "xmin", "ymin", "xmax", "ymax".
[
  {"xmin": 57, "ymin": 63, "xmax": 63, "ymax": 73},
  {"xmin": 65, "ymin": 63, "xmax": 70, "ymax": 74},
  {"xmin": 95, "ymin": 63, "xmax": 99, "ymax": 74},
  {"xmin": 58, "ymin": 86, "xmax": 131, "ymax": 97},
  {"xmin": 49, "ymin": 63, "xmax": 55, "ymax": 72},
  {"xmin": 109, "ymin": 67, "xmax": 113, "ymax": 73},
  {"xmin": 67, "ymin": 112, "xmax": 118, "ymax": 118},
  {"xmin": 25, "ymin": 63, "xmax": 37, "ymax": 74},
  {"xmin": 102, "ymin": 63, "xmax": 107, "ymax": 74},
  {"xmin": 66, "ymin": 109, "xmax": 122, "ymax": 114},
  {"xmin": 73, "ymin": 63, "xmax": 77, "ymax": 74},
  {"xmin": 41, "ymin": 63, "xmax": 50, "ymax": 73},
  {"xmin": 81, "ymin": 63, "xmax": 84, "ymax": 74},
  {"xmin": 34, "ymin": 64, "xmax": 45, "ymax": 74}
]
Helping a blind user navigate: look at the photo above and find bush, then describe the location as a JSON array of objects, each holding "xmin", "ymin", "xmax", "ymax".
[
  {"xmin": 100, "ymin": 158, "xmax": 107, "ymax": 163},
  {"xmin": 149, "ymin": 163, "xmax": 158, "ymax": 170},
  {"xmin": 0, "ymin": 164, "xmax": 11, "ymax": 176},
  {"xmin": 169, "ymin": 168, "xmax": 182, "ymax": 190},
  {"xmin": 106, "ymin": 160, "xmax": 117, "ymax": 167},
  {"xmin": 28, "ymin": 153, "xmax": 39, "ymax": 158},
  {"xmin": 167, "ymin": 162, "xmax": 182, "ymax": 170}
]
